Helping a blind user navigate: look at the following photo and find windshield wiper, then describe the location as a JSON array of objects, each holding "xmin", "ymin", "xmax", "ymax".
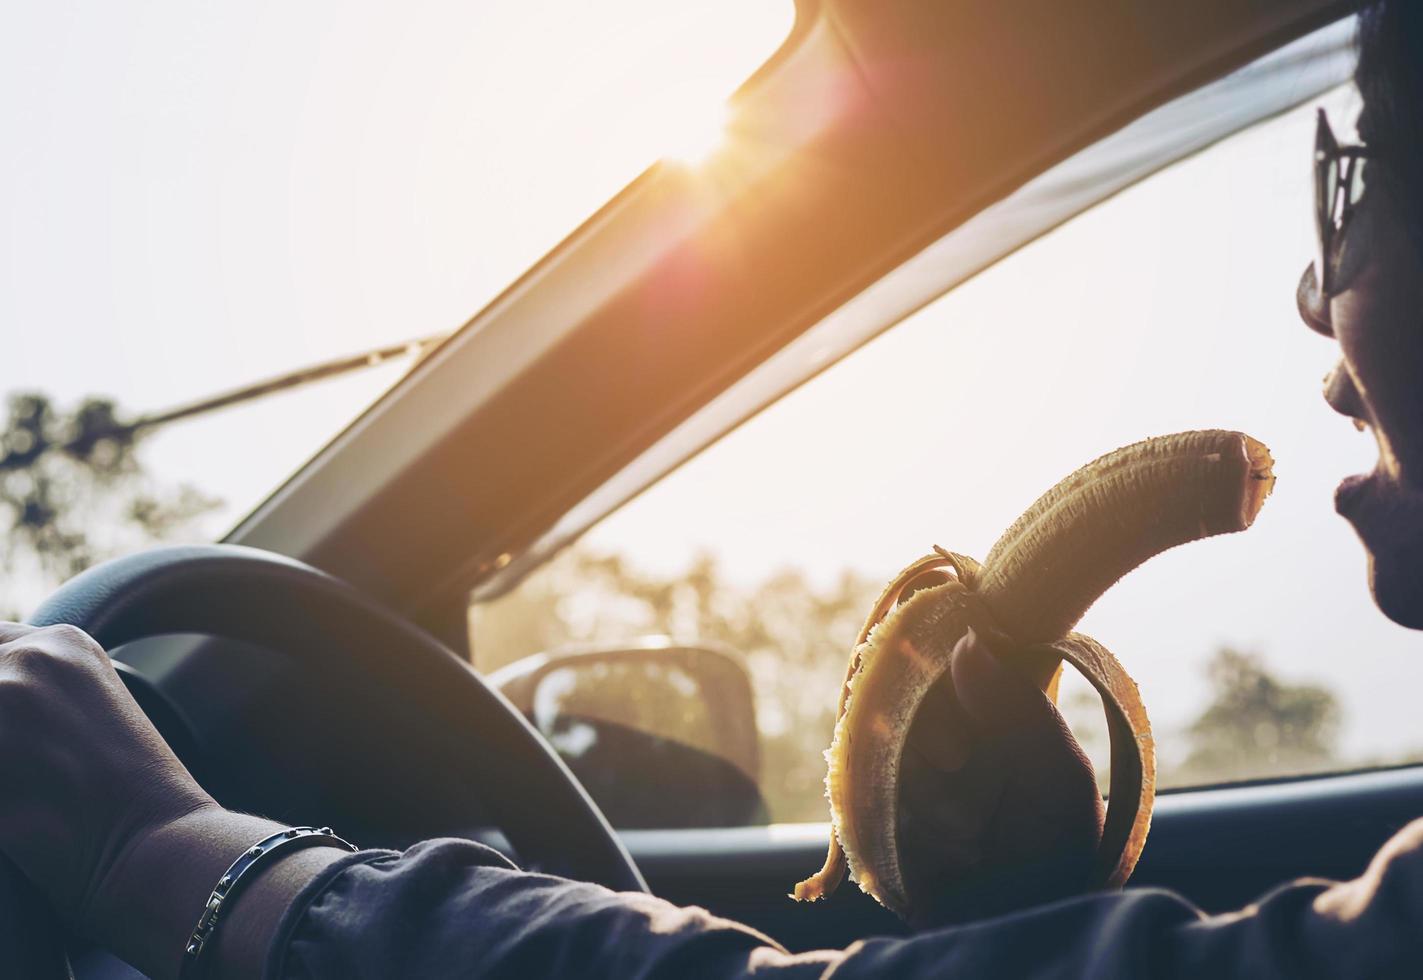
[{"xmin": 0, "ymin": 333, "xmax": 447, "ymax": 474}]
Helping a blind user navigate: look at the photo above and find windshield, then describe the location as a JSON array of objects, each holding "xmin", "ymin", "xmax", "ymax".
[
  {"xmin": 1, "ymin": 2, "xmax": 794, "ymax": 611},
  {"xmin": 471, "ymin": 83, "xmax": 1423, "ymax": 824}
]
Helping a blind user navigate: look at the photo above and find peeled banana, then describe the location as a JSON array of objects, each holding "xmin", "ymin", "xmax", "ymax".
[{"xmin": 793, "ymin": 430, "xmax": 1275, "ymax": 920}]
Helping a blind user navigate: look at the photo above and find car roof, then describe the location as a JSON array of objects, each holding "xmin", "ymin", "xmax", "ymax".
[{"xmin": 230, "ymin": 0, "xmax": 1351, "ymax": 642}]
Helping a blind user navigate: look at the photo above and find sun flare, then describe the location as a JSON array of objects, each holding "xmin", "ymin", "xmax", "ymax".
[{"xmin": 662, "ymin": 100, "xmax": 733, "ymax": 169}]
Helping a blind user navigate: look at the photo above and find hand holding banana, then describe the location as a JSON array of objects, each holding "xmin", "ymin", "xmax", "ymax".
[{"xmin": 794, "ymin": 430, "xmax": 1276, "ymax": 925}]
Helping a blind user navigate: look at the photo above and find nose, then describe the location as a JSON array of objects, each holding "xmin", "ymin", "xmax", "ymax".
[{"xmin": 1296, "ymin": 262, "xmax": 1334, "ymax": 338}]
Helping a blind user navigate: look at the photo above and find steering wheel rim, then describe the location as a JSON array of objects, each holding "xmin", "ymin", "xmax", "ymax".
[{"xmin": 28, "ymin": 544, "xmax": 648, "ymax": 900}]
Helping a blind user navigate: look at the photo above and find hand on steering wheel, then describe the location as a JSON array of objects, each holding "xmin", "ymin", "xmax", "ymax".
[
  {"xmin": 1, "ymin": 544, "xmax": 645, "ymax": 979},
  {"xmin": 0, "ymin": 623, "xmax": 214, "ymax": 932}
]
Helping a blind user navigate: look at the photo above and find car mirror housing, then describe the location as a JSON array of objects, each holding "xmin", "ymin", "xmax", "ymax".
[{"xmin": 491, "ymin": 640, "xmax": 766, "ymax": 828}]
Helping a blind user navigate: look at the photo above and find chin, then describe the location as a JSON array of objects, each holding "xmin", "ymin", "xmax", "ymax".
[
  {"xmin": 1370, "ymin": 552, "xmax": 1423, "ymax": 629},
  {"xmin": 1338, "ymin": 470, "xmax": 1423, "ymax": 630}
]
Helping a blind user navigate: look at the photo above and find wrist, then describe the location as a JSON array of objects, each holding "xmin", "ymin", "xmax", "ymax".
[
  {"xmin": 80, "ymin": 802, "xmax": 359, "ymax": 979},
  {"xmin": 82, "ymin": 805, "xmax": 286, "ymax": 977}
]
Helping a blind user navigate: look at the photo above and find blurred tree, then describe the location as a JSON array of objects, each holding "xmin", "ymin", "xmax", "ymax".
[
  {"xmin": 1173, "ymin": 647, "xmax": 1340, "ymax": 784},
  {"xmin": 0, "ymin": 392, "xmax": 219, "ymax": 616},
  {"xmin": 0, "ymin": 341, "xmax": 434, "ymax": 616}
]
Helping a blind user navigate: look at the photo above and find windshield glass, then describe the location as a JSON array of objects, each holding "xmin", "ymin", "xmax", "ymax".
[{"xmin": 1, "ymin": 2, "xmax": 795, "ymax": 611}]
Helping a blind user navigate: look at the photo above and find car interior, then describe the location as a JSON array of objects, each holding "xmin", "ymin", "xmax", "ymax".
[{"xmin": 14, "ymin": 0, "xmax": 1423, "ymax": 976}]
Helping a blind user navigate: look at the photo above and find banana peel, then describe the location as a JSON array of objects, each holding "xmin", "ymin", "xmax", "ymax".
[{"xmin": 794, "ymin": 430, "xmax": 1275, "ymax": 920}]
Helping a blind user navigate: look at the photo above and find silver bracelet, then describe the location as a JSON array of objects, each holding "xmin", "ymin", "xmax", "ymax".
[{"xmin": 179, "ymin": 826, "xmax": 357, "ymax": 980}]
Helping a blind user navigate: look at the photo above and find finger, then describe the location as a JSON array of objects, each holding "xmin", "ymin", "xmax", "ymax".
[
  {"xmin": 950, "ymin": 628, "xmax": 1072, "ymax": 748},
  {"xmin": 897, "ymin": 746, "xmax": 1002, "ymax": 868},
  {"xmin": 904, "ymin": 673, "xmax": 972, "ymax": 772},
  {"xmin": 0, "ymin": 623, "xmax": 40, "ymax": 647},
  {"xmin": 949, "ymin": 628, "xmax": 1103, "ymax": 837},
  {"xmin": 6, "ymin": 624, "xmax": 107, "ymax": 664},
  {"xmin": 1046, "ymin": 633, "xmax": 1155, "ymax": 888}
]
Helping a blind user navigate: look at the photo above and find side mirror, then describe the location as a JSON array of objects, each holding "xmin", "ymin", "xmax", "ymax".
[{"xmin": 491, "ymin": 639, "xmax": 766, "ymax": 828}]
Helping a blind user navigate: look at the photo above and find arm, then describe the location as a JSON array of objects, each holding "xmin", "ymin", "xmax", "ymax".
[
  {"xmin": 0, "ymin": 623, "xmax": 354, "ymax": 979},
  {"xmin": 4, "ymin": 622, "xmax": 1420, "ymax": 980},
  {"xmin": 264, "ymin": 821, "xmax": 1423, "ymax": 980},
  {"xmin": 91, "ymin": 808, "xmax": 354, "ymax": 980}
]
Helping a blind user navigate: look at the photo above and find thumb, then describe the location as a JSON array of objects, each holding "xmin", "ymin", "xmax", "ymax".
[
  {"xmin": 950, "ymin": 627, "xmax": 1103, "ymax": 818},
  {"xmin": 904, "ymin": 628, "xmax": 1107, "ymax": 929},
  {"xmin": 950, "ymin": 628, "xmax": 1069, "ymax": 745},
  {"xmin": 950, "ymin": 622, "xmax": 1104, "ymax": 830}
]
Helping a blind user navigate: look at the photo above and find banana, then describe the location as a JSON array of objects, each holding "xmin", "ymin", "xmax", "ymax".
[{"xmin": 793, "ymin": 430, "xmax": 1275, "ymax": 920}]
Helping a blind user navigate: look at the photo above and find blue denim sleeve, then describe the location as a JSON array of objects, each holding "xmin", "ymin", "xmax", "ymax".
[{"xmin": 266, "ymin": 819, "xmax": 1423, "ymax": 980}]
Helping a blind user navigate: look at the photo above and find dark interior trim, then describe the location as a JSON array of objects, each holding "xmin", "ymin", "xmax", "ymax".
[{"xmin": 621, "ymin": 767, "xmax": 1423, "ymax": 951}]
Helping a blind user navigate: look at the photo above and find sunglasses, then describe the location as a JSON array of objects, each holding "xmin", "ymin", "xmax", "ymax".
[{"xmin": 1314, "ymin": 108, "xmax": 1373, "ymax": 297}]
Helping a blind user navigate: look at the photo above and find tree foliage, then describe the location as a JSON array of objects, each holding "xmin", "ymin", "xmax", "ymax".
[
  {"xmin": 0, "ymin": 392, "xmax": 219, "ymax": 615},
  {"xmin": 1175, "ymin": 647, "xmax": 1341, "ymax": 784}
]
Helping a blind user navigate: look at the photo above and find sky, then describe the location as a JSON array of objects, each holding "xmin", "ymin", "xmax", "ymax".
[{"xmin": 4, "ymin": 6, "xmax": 1418, "ymax": 774}]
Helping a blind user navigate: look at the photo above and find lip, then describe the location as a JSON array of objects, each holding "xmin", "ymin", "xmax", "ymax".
[{"xmin": 1335, "ymin": 471, "xmax": 1374, "ymax": 517}]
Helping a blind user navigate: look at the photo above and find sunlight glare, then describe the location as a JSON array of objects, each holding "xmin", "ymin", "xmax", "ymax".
[{"xmin": 662, "ymin": 99, "xmax": 733, "ymax": 169}]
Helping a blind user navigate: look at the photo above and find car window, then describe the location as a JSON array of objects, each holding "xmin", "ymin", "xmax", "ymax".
[{"xmin": 469, "ymin": 85, "xmax": 1423, "ymax": 827}]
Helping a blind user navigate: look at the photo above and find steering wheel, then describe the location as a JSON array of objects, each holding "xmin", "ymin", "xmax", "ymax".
[{"xmin": 8, "ymin": 544, "xmax": 647, "ymax": 976}]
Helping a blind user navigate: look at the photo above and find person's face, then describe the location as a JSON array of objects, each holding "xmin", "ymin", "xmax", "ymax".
[{"xmin": 1297, "ymin": 114, "xmax": 1423, "ymax": 629}]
